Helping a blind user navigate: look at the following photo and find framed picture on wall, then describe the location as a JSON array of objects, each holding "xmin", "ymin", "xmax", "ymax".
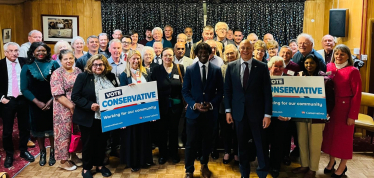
[
  {"xmin": 2, "ymin": 28, "xmax": 11, "ymax": 44},
  {"xmin": 41, "ymin": 15, "xmax": 79, "ymax": 43}
]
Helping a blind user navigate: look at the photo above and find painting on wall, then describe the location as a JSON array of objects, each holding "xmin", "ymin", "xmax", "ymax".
[
  {"xmin": 2, "ymin": 28, "xmax": 11, "ymax": 44},
  {"xmin": 41, "ymin": 15, "xmax": 79, "ymax": 43}
]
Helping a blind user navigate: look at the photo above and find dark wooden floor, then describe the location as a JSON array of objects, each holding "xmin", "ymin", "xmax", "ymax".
[{"xmin": 15, "ymin": 149, "xmax": 374, "ymax": 178}]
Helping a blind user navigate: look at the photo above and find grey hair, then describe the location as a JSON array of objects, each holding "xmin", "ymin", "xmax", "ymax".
[
  {"xmin": 98, "ymin": 33, "xmax": 108, "ymax": 38},
  {"xmin": 4, "ymin": 42, "xmax": 20, "ymax": 51},
  {"xmin": 153, "ymin": 41, "xmax": 163, "ymax": 48},
  {"xmin": 164, "ymin": 25, "xmax": 173, "ymax": 32},
  {"xmin": 152, "ymin": 27, "xmax": 163, "ymax": 35},
  {"xmin": 86, "ymin": 35, "xmax": 98, "ymax": 44},
  {"xmin": 215, "ymin": 22, "xmax": 229, "ymax": 31},
  {"xmin": 247, "ymin": 33, "xmax": 258, "ymax": 40},
  {"xmin": 177, "ymin": 33, "xmax": 187, "ymax": 41},
  {"xmin": 54, "ymin": 40, "xmax": 73, "ymax": 54},
  {"xmin": 109, "ymin": 39, "xmax": 121, "ymax": 48},
  {"xmin": 113, "ymin": 29, "xmax": 122, "ymax": 34},
  {"xmin": 297, "ymin": 33, "xmax": 315, "ymax": 47},
  {"xmin": 141, "ymin": 46, "xmax": 156, "ymax": 60},
  {"xmin": 28, "ymin": 30, "xmax": 42, "ymax": 36},
  {"xmin": 71, "ymin": 36, "xmax": 85, "ymax": 47},
  {"xmin": 267, "ymin": 56, "xmax": 286, "ymax": 68}
]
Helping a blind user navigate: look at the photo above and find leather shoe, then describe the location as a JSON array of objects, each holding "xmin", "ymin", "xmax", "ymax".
[
  {"xmin": 195, "ymin": 151, "xmax": 201, "ymax": 160},
  {"xmin": 20, "ymin": 151, "xmax": 35, "ymax": 162},
  {"xmin": 39, "ymin": 149, "xmax": 47, "ymax": 166},
  {"xmin": 303, "ymin": 170, "xmax": 316, "ymax": 178},
  {"xmin": 210, "ymin": 150, "xmax": 219, "ymax": 160},
  {"xmin": 82, "ymin": 169, "xmax": 93, "ymax": 178},
  {"xmin": 4, "ymin": 155, "xmax": 13, "ymax": 168},
  {"xmin": 292, "ymin": 167, "xmax": 309, "ymax": 174},
  {"xmin": 271, "ymin": 169, "xmax": 280, "ymax": 178},
  {"xmin": 283, "ymin": 155, "xmax": 291, "ymax": 166},
  {"xmin": 200, "ymin": 164, "xmax": 212, "ymax": 178},
  {"xmin": 96, "ymin": 166, "xmax": 112, "ymax": 177},
  {"xmin": 27, "ymin": 140, "xmax": 35, "ymax": 147},
  {"xmin": 158, "ymin": 157, "xmax": 167, "ymax": 164},
  {"xmin": 185, "ymin": 172, "xmax": 193, "ymax": 178}
]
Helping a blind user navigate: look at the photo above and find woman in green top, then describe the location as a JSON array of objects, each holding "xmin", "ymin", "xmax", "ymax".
[{"xmin": 21, "ymin": 42, "xmax": 60, "ymax": 167}]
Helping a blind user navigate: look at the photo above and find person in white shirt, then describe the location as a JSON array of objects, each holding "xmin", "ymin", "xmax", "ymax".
[
  {"xmin": 153, "ymin": 42, "xmax": 163, "ymax": 65},
  {"xmin": 174, "ymin": 42, "xmax": 193, "ymax": 70}
]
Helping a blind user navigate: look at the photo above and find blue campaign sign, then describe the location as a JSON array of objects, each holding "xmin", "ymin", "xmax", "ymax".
[
  {"xmin": 271, "ymin": 76, "xmax": 327, "ymax": 119},
  {"xmin": 98, "ymin": 81, "xmax": 160, "ymax": 132}
]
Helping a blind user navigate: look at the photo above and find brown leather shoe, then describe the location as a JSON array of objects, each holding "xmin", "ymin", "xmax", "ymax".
[
  {"xmin": 200, "ymin": 164, "xmax": 212, "ymax": 178},
  {"xmin": 292, "ymin": 167, "xmax": 309, "ymax": 174},
  {"xmin": 27, "ymin": 140, "xmax": 35, "ymax": 147},
  {"xmin": 185, "ymin": 172, "xmax": 193, "ymax": 178},
  {"xmin": 303, "ymin": 170, "xmax": 316, "ymax": 178}
]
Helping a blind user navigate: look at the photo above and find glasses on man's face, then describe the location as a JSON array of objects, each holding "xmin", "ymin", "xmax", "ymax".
[
  {"xmin": 93, "ymin": 63, "xmax": 104, "ymax": 68},
  {"xmin": 6, "ymin": 50, "xmax": 19, "ymax": 54},
  {"xmin": 122, "ymin": 42, "xmax": 130, "ymax": 45}
]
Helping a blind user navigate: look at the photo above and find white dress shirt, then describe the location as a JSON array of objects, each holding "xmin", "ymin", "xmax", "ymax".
[{"xmin": 193, "ymin": 55, "xmax": 223, "ymax": 67}]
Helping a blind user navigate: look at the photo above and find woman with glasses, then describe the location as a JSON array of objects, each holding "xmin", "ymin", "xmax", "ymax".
[
  {"xmin": 150, "ymin": 48, "xmax": 185, "ymax": 164},
  {"xmin": 71, "ymin": 54, "xmax": 118, "ymax": 178}
]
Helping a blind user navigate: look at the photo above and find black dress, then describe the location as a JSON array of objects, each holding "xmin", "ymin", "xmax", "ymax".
[
  {"xmin": 20, "ymin": 60, "xmax": 60, "ymax": 137},
  {"xmin": 118, "ymin": 71, "xmax": 153, "ymax": 169}
]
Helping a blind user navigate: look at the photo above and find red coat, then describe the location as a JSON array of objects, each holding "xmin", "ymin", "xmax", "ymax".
[{"xmin": 322, "ymin": 63, "xmax": 362, "ymax": 159}]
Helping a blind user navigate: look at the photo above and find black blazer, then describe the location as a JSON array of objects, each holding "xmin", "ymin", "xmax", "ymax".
[
  {"xmin": 0, "ymin": 57, "xmax": 28, "ymax": 100},
  {"xmin": 71, "ymin": 72, "xmax": 118, "ymax": 127},
  {"xmin": 150, "ymin": 63, "xmax": 184, "ymax": 114},
  {"xmin": 119, "ymin": 70, "xmax": 150, "ymax": 86},
  {"xmin": 224, "ymin": 59, "xmax": 272, "ymax": 123}
]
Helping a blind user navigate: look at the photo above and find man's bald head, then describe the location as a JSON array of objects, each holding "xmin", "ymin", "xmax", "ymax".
[
  {"xmin": 263, "ymin": 33, "xmax": 274, "ymax": 43},
  {"xmin": 321, "ymin": 34, "xmax": 335, "ymax": 52}
]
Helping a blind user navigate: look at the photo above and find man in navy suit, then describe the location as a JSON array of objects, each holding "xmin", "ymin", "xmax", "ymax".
[
  {"xmin": 224, "ymin": 39, "xmax": 272, "ymax": 178},
  {"xmin": 0, "ymin": 42, "xmax": 35, "ymax": 168},
  {"xmin": 182, "ymin": 42, "xmax": 223, "ymax": 178}
]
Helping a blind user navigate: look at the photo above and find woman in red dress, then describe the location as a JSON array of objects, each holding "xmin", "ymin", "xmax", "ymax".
[{"xmin": 321, "ymin": 44, "xmax": 362, "ymax": 177}]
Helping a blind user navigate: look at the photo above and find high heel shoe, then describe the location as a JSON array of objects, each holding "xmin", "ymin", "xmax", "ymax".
[
  {"xmin": 331, "ymin": 166, "xmax": 347, "ymax": 178},
  {"xmin": 324, "ymin": 160, "xmax": 336, "ymax": 174},
  {"xmin": 49, "ymin": 148, "xmax": 56, "ymax": 166},
  {"xmin": 39, "ymin": 149, "xmax": 46, "ymax": 166}
]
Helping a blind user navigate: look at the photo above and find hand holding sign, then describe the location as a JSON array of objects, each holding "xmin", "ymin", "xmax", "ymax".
[{"xmin": 91, "ymin": 103, "xmax": 100, "ymax": 111}]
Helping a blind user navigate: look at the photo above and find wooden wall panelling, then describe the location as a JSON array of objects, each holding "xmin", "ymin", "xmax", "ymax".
[{"xmin": 303, "ymin": 0, "xmax": 325, "ymax": 50}]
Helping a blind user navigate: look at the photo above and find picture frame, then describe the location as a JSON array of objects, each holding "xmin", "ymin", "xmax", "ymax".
[
  {"xmin": 41, "ymin": 15, "xmax": 79, "ymax": 44},
  {"xmin": 2, "ymin": 28, "xmax": 11, "ymax": 44}
]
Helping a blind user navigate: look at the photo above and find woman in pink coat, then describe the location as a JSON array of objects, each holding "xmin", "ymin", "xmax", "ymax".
[{"xmin": 322, "ymin": 44, "xmax": 362, "ymax": 178}]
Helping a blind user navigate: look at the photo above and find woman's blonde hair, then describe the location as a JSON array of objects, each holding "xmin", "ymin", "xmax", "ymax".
[
  {"xmin": 125, "ymin": 50, "xmax": 147, "ymax": 78},
  {"xmin": 254, "ymin": 40, "xmax": 266, "ymax": 50},
  {"xmin": 223, "ymin": 44, "xmax": 239, "ymax": 63},
  {"xmin": 266, "ymin": 40, "xmax": 279, "ymax": 49},
  {"xmin": 54, "ymin": 40, "xmax": 73, "ymax": 55},
  {"xmin": 84, "ymin": 54, "xmax": 113, "ymax": 74},
  {"xmin": 331, "ymin": 44, "xmax": 354, "ymax": 66}
]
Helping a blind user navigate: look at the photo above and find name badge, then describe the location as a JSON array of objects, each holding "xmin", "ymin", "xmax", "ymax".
[
  {"xmin": 287, "ymin": 70, "xmax": 295, "ymax": 76},
  {"xmin": 173, "ymin": 74, "xmax": 179, "ymax": 79}
]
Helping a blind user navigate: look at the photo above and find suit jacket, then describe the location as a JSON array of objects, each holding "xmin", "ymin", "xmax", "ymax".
[
  {"xmin": 292, "ymin": 49, "xmax": 326, "ymax": 72},
  {"xmin": 185, "ymin": 43, "xmax": 191, "ymax": 58},
  {"xmin": 151, "ymin": 64, "xmax": 185, "ymax": 114},
  {"xmin": 182, "ymin": 62, "xmax": 223, "ymax": 119},
  {"xmin": 119, "ymin": 70, "xmax": 150, "ymax": 86},
  {"xmin": 71, "ymin": 72, "xmax": 118, "ymax": 127},
  {"xmin": 0, "ymin": 57, "xmax": 28, "ymax": 100},
  {"xmin": 224, "ymin": 59, "xmax": 272, "ymax": 122}
]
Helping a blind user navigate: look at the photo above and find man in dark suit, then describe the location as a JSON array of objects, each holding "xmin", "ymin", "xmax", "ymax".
[
  {"xmin": 0, "ymin": 42, "xmax": 35, "ymax": 168},
  {"xmin": 182, "ymin": 42, "xmax": 223, "ymax": 178},
  {"xmin": 224, "ymin": 39, "xmax": 272, "ymax": 178}
]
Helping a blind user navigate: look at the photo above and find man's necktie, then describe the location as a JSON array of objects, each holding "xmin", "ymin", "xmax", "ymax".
[
  {"xmin": 202, "ymin": 65, "xmax": 206, "ymax": 86},
  {"xmin": 11, "ymin": 62, "xmax": 19, "ymax": 98},
  {"xmin": 243, "ymin": 62, "xmax": 249, "ymax": 89}
]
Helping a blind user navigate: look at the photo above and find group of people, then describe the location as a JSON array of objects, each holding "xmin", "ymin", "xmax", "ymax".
[{"xmin": 1, "ymin": 21, "xmax": 361, "ymax": 178}]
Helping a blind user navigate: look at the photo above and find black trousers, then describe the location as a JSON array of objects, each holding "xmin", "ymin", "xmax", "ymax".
[
  {"xmin": 2, "ymin": 96, "xmax": 30, "ymax": 155},
  {"xmin": 283, "ymin": 121, "xmax": 299, "ymax": 156},
  {"xmin": 235, "ymin": 115, "xmax": 269, "ymax": 178},
  {"xmin": 80, "ymin": 119, "xmax": 109, "ymax": 170},
  {"xmin": 267, "ymin": 118, "xmax": 289, "ymax": 170},
  {"xmin": 185, "ymin": 112, "xmax": 214, "ymax": 173},
  {"xmin": 156, "ymin": 109, "xmax": 182, "ymax": 158}
]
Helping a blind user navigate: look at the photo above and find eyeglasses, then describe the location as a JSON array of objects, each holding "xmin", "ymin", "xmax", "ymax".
[
  {"xmin": 93, "ymin": 63, "xmax": 104, "ymax": 68},
  {"xmin": 122, "ymin": 42, "xmax": 130, "ymax": 45}
]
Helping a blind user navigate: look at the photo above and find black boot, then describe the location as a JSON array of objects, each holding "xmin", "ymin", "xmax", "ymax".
[
  {"xmin": 39, "ymin": 149, "xmax": 46, "ymax": 166},
  {"xmin": 49, "ymin": 148, "xmax": 56, "ymax": 166}
]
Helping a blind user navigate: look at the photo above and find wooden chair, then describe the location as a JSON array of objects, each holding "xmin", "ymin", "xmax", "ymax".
[
  {"xmin": 355, "ymin": 92, "xmax": 374, "ymax": 144},
  {"xmin": 0, "ymin": 172, "xmax": 9, "ymax": 178}
]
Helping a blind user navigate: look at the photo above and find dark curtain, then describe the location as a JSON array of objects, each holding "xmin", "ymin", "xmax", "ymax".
[
  {"xmin": 101, "ymin": 0, "xmax": 204, "ymax": 42},
  {"xmin": 206, "ymin": 0, "xmax": 306, "ymax": 46}
]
